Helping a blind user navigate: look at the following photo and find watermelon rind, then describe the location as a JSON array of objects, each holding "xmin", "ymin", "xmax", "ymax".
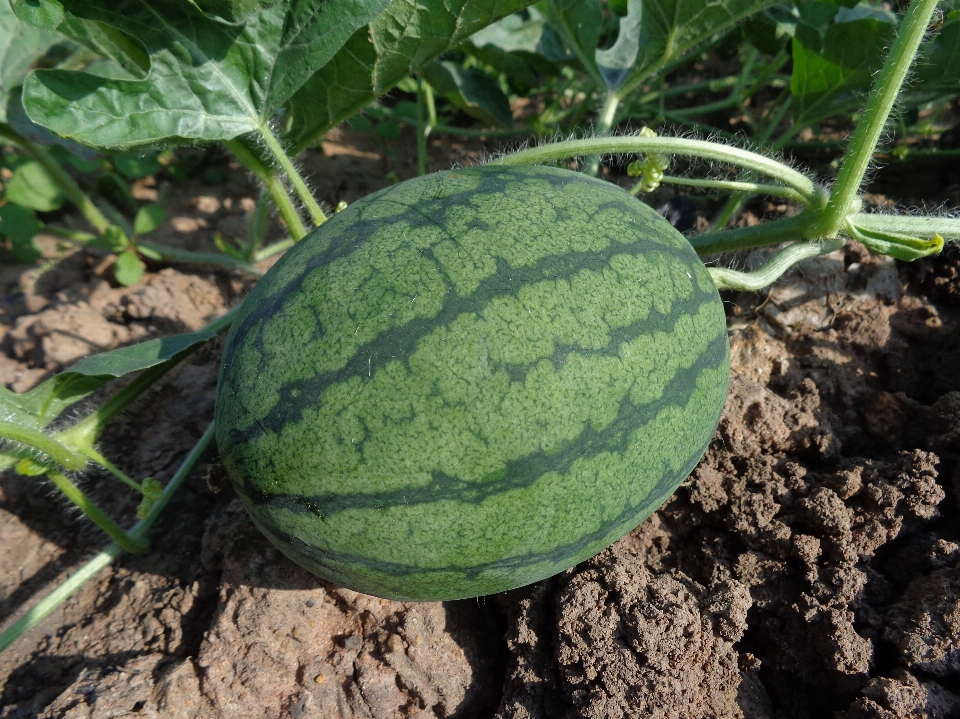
[{"xmin": 215, "ymin": 165, "xmax": 729, "ymax": 601}]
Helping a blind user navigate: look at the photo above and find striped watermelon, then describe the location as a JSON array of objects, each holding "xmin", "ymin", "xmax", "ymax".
[{"xmin": 215, "ymin": 165, "xmax": 729, "ymax": 601}]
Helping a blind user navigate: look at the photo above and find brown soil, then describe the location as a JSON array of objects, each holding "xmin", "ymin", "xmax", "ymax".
[{"xmin": 2, "ymin": 128, "xmax": 960, "ymax": 719}]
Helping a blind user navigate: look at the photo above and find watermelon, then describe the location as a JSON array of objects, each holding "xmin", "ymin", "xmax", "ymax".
[{"xmin": 215, "ymin": 165, "xmax": 729, "ymax": 601}]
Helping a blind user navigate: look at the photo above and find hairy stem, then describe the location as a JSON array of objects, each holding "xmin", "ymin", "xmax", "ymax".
[
  {"xmin": 258, "ymin": 123, "xmax": 326, "ymax": 227},
  {"xmin": 649, "ymin": 175, "xmax": 811, "ymax": 206},
  {"xmin": 708, "ymin": 238, "xmax": 845, "ymax": 290},
  {"xmin": 493, "ymin": 136, "xmax": 821, "ymax": 202},
  {"xmin": 690, "ymin": 214, "xmax": 815, "ymax": 255},
  {"xmin": 138, "ymin": 241, "xmax": 264, "ymax": 276},
  {"xmin": 0, "ymin": 421, "xmax": 87, "ymax": 471},
  {"xmin": 850, "ymin": 213, "xmax": 960, "ymax": 240},
  {"xmin": 583, "ymin": 90, "xmax": 621, "ymax": 176},
  {"xmin": 225, "ymin": 138, "xmax": 308, "ymax": 241},
  {"xmin": 0, "ymin": 423, "xmax": 215, "ymax": 655},
  {"xmin": 45, "ymin": 469, "xmax": 148, "ymax": 554},
  {"xmin": 810, "ymin": 0, "xmax": 941, "ymax": 238}
]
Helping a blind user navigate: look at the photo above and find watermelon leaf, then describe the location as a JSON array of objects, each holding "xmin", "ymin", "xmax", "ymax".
[
  {"xmin": 5, "ymin": 159, "xmax": 64, "ymax": 211},
  {"xmin": 421, "ymin": 60, "xmax": 513, "ymax": 128},
  {"xmin": 790, "ymin": 10, "xmax": 897, "ymax": 127},
  {"xmin": 0, "ymin": 325, "xmax": 219, "ymax": 433},
  {"xmin": 21, "ymin": 0, "xmax": 391, "ymax": 150},
  {"xmin": 284, "ymin": 0, "xmax": 538, "ymax": 153},
  {"xmin": 0, "ymin": 1, "xmax": 61, "ymax": 122},
  {"xmin": 9, "ymin": 0, "xmax": 64, "ymax": 30},
  {"xmin": 618, "ymin": 0, "xmax": 781, "ymax": 91},
  {"xmin": 113, "ymin": 248, "xmax": 145, "ymax": 286}
]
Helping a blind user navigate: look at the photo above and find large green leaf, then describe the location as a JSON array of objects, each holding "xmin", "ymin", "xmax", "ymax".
[
  {"xmin": 790, "ymin": 8, "xmax": 897, "ymax": 126},
  {"xmin": 0, "ymin": 1, "xmax": 60, "ymax": 122},
  {"xmin": 539, "ymin": 0, "xmax": 602, "ymax": 82},
  {"xmin": 188, "ymin": 0, "xmax": 282, "ymax": 22},
  {"xmin": 22, "ymin": 0, "xmax": 390, "ymax": 150},
  {"xmin": 914, "ymin": 18, "xmax": 960, "ymax": 93},
  {"xmin": 285, "ymin": 0, "xmax": 537, "ymax": 152},
  {"xmin": 619, "ymin": 0, "xmax": 781, "ymax": 92}
]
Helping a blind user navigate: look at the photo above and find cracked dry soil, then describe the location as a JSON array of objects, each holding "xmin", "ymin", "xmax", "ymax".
[{"xmin": 2, "ymin": 140, "xmax": 960, "ymax": 718}]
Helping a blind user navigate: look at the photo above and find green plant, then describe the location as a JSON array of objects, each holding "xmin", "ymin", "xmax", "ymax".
[{"xmin": 0, "ymin": 0, "xmax": 957, "ymax": 648}]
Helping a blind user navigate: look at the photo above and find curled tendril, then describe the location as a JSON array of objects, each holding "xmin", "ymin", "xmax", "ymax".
[{"xmin": 627, "ymin": 128, "xmax": 670, "ymax": 193}]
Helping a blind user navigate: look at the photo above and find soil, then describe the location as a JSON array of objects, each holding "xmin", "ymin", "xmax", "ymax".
[{"xmin": 2, "ymin": 125, "xmax": 960, "ymax": 719}]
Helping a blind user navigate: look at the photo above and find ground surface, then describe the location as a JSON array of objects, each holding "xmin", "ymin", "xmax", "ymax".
[{"xmin": 2, "ymin": 126, "xmax": 960, "ymax": 718}]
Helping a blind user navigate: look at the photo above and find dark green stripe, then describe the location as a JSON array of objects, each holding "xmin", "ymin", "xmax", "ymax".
[
  {"xmin": 220, "ymin": 166, "xmax": 645, "ymax": 379},
  {"xmin": 248, "ymin": 428, "xmax": 715, "ymax": 583},
  {"xmin": 222, "ymin": 237, "xmax": 711, "ymax": 447},
  {"xmin": 236, "ymin": 327, "xmax": 728, "ymax": 519}
]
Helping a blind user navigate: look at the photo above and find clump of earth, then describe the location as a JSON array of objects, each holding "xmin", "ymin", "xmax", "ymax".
[{"xmin": 2, "ymin": 130, "xmax": 960, "ymax": 718}]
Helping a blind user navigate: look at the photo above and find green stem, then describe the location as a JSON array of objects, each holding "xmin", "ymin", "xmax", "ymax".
[
  {"xmin": 77, "ymin": 446, "xmax": 144, "ymax": 494},
  {"xmin": 690, "ymin": 214, "xmax": 814, "ymax": 255},
  {"xmin": 417, "ymin": 78, "xmax": 429, "ymax": 177},
  {"xmin": 258, "ymin": 123, "xmax": 326, "ymax": 228},
  {"xmin": 708, "ymin": 238, "xmax": 846, "ymax": 290},
  {"xmin": 45, "ymin": 469, "xmax": 147, "ymax": 554},
  {"xmin": 850, "ymin": 213, "xmax": 960, "ymax": 240},
  {"xmin": 810, "ymin": 0, "xmax": 941, "ymax": 239},
  {"xmin": 0, "ymin": 421, "xmax": 87, "ymax": 471},
  {"xmin": 0, "ymin": 123, "xmax": 111, "ymax": 235},
  {"xmin": 493, "ymin": 136, "xmax": 821, "ymax": 202},
  {"xmin": 225, "ymin": 138, "xmax": 308, "ymax": 241},
  {"xmin": 648, "ymin": 175, "xmax": 811, "ymax": 206},
  {"xmin": 583, "ymin": 91, "xmax": 621, "ymax": 176},
  {"xmin": 138, "ymin": 241, "xmax": 264, "ymax": 276},
  {"xmin": 253, "ymin": 238, "xmax": 295, "ymax": 262},
  {"xmin": 0, "ymin": 423, "xmax": 215, "ymax": 655},
  {"xmin": 0, "ymin": 545, "xmax": 122, "ymax": 654},
  {"xmin": 53, "ymin": 305, "xmax": 238, "ymax": 452}
]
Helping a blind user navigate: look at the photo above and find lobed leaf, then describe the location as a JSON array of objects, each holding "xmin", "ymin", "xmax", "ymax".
[
  {"xmin": 285, "ymin": 0, "xmax": 538, "ymax": 153},
  {"xmin": 620, "ymin": 0, "xmax": 781, "ymax": 92},
  {"xmin": 790, "ymin": 11, "xmax": 896, "ymax": 126},
  {"xmin": 22, "ymin": 0, "xmax": 390, "ymax": 150}
]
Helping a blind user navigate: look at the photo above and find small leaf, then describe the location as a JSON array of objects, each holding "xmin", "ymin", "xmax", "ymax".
[
  {"xmin": 136, "ymin": 476, "xmax": 163, "ymax": 518},
  {"xmin": 5, "ymin": 159, "xmax": 64, "ymax": 211},
  {"xmin": 10, "ymin": 0, "xmax": 64, "ymax": 29},
  {"xmin": 113, "ymin": 248, "xmax": 144, "ymax": 286},
  {"xmin": 914, "ymin": 19, "xmax": 960, "ymax": 93},
  {"xmin": 0, "ymin": 202, "xmax": 43, "ymax": 261},
  {"xmin": 133, "ymin": 203, "xmax": 164, "ymax": 236},
  {"xmin": 15, "ymin": 457, "xmax": 47, "ymax": 476},
  {"xmin": 214, "ymin": 231, "xmax": 245, "ymax": 260},
  {"xmin": 376, "ymin": 119, "xmax": 402, "ymax": 138},
  {"xmin": 113, "ymin": 152, "xmax": 161, "ymax": 179},
  {"xmin": 421, "ymin": 61, "xmax": 513, "ymax": 128},
  {"xmin": 347, "ymin": 115, "xmax": 373, "ymax": 132},
  {"xmin": 87, "ymin": 223, "xmax": 130, "ymax": 252},
  {"xmin": 851, "ymin": 226, "xmax": 944, "ymax": 262}
]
